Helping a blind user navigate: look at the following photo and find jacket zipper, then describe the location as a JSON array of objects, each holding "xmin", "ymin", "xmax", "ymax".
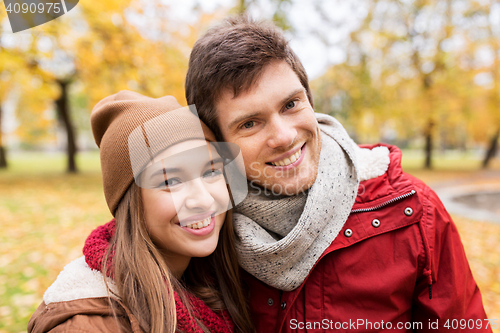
[{"xmin": 350, "ymin": 189, "xmax": 416, "ymax": 214}]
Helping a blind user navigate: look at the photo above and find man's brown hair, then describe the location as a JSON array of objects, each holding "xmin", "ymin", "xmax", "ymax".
[{"xmin": 185, "ymin": 15, "xmax": 313, "ymax": 140}]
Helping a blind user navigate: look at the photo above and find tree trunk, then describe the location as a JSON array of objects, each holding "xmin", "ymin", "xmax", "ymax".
[
  {"xmin": 236, "ymin": 0, "xmax": 247, "ymax": 14},
  {"xmin": 55, "ymin": 80, "xmax": 78, "ymax": 173},
  {"xmin": 0, "ymin": 104, "xmax": 7, "ymax": 169},
  {"xmin": 482, "ymin": 129, "xmax": 499, "ymax": 169},
  {"xmin": 424, "ymin": 120, "xmax": 434, "ymax": 169}
]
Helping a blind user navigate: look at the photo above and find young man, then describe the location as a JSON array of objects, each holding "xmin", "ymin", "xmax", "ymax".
[{"xmin": 185, "ymin": 16, "xmax": 492, "ymax": 332}]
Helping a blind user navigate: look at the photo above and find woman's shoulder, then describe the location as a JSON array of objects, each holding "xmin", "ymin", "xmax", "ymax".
[
  {"xmin": 43, "ymin": 256, "xmax": 116, "ymax": 305},
  {"xmin": 28, "ymin": 257, "xmax": 135, "ymax": 333},
  {"xmin": 28, "ymin": 297, "xmax": 124, "ymax": 333}
]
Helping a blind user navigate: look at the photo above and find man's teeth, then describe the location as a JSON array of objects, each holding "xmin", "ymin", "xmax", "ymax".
[
  {"xmin": 271, "ymin": 149, "xmax": 301, "ymax": 167},
  {"xmin": 185, "ymin": 217, "xmax": 211, "ymax": 229}
]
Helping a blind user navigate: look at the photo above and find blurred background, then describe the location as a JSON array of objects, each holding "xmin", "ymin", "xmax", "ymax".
[{"xmin": 0, "ymin": 0, "xmax": 499, "ymax": 331}]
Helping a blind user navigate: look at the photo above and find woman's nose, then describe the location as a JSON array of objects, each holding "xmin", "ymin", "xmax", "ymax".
[{"xmin": 184, "ymin": 178, "xmax": 215, "ymax": 211}]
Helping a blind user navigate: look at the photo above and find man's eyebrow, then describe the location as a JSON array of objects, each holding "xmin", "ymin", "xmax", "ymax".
[
  {"xmin": 279, "ymin": 87, "xmax": 306, "ymax": 108},
  {"xmin": 227, "ymin": 112, "xmax": 263, "ymax": 131},
  {"xmin": 227, "ymin": 87, "xmax": 306, "ymax": 131}
]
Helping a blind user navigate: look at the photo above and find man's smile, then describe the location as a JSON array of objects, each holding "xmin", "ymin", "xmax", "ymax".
[{"xmin": 266, "ymin": 144, "xmax": 305, "ymax": 168}]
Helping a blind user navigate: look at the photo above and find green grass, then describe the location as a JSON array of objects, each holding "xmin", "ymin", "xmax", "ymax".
[
  {"xmin": 1, "ymin": 150, "xmax": 101, "ymax": 175},
  {"xmin": 401, "ymin": 149, "xmax": 500, "ymax": 170},
  {"xmin": 401, "ymin": 149, "xmax": 500, "ymax": 185},
  {"xmin": 0, "ymin": 150, "xmax": 499, "ymax": 332}
]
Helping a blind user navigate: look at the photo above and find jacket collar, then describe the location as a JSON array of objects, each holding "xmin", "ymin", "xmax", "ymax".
[
  {"xmin": 43, "ymin": 256, "xmax": 116, "ymax": 305},
  {"xmin": 353, "ymin": 143, "xmax": 415, "ymax": 209}
]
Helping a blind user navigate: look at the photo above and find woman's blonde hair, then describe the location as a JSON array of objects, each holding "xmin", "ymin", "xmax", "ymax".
[{"xmin": 103, "ymin": 183, "xmax": 254, "ymax": 333}]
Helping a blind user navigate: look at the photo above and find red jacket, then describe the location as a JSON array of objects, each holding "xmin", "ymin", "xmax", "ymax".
[{"xmin": 244, "ymin": 144, "xmax": 491, "ymax": 333}]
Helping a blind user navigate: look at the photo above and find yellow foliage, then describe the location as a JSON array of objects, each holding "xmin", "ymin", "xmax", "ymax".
[
  {"xmin": 1, "ymin": 0, "xmax": 213, "ymax": 148},
  {"xmin": 312, "ymin": 0, "xmax": 500, "ymax": 149}
]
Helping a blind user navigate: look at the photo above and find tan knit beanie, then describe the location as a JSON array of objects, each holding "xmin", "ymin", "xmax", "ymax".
[{"xmin": 91, "ymin": 90, "xmax": 215, "ymax": 216}]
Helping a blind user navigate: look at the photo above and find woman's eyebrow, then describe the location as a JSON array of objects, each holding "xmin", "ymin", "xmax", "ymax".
[
  {"xmin": 150, "ymin": 167, "xmax": 180, "ymax": 178},
  {"xmin": 205, "ymin": 157, "xmax": 224, "ymax": 167},
  {"xmin": 149, "ymin": 157, "xmax": 224, "ymax": 178}
]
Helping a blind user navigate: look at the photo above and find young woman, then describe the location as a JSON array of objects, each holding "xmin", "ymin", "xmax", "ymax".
[{"xmin": 28, "ymin": 91, "xmax": 253, "ymax": 333}]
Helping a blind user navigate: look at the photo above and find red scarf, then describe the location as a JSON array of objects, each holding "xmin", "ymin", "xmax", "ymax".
[{"xmin": 83, "ymin": 220, "xmax": 234, "ymax": 333}]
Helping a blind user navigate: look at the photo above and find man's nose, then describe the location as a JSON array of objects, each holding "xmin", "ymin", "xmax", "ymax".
[
  {"xmin": 266, "ymin": 115, "xmax": 297, "ymax": 149},
  {"xmin": 184, "ymin": 178, "xmax": 215, "ymax": 211}
]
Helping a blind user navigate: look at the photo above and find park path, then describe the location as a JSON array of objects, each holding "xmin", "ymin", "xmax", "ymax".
[{"xmin": 429, "ymin": 170, "xmax": 500, "ymax": 224}]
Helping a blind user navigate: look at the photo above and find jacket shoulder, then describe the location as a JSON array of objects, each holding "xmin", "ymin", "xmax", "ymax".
[
  {"xmin": 355, "ymin": 143, "xmax": 444, "ymax": 223},
  {"xmin": 28, "ymin": 257, "xmax": 126, "ymax": 333},
  {"xmin": 28, "ymin": 298, "xmax": 128, "ymax": 333},
  {"xmin": 404, "ymin": 171, "xmax": 457, "ymax": 249}
]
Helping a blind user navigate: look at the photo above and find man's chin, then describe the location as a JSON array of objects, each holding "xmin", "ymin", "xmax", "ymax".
[
  {"xmin": 282, "ymin": 181, "xmax": 313, "ymax": 196},
  {"xmin": 249, "ymin": 172, "xmax": 318, "ymax": 196}
]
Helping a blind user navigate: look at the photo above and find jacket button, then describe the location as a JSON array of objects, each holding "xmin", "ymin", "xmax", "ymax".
[
  {"xmin": 404, "ymin": 207, "xmax": 413, "ymax": 216},
  {"xmin": 344, "ymin": 229, "xmax": 353, "ymax": 237},
  {"xmin": 281, "ymin": 302, "xmax": 287, "ymax": 310},
  {"xmin": 372, "ymin": 219, "xmax": 381, "ymax": 228},
  {"xmin": 267, "ymin": 298, "xmax": 274, "ymax": 306}
]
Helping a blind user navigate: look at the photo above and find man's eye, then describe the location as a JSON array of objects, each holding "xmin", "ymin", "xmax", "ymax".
[
  {"xmin": 285, "ymin": 101, "xmax": 296, "ymax": 110},
  {"xmin": 242, "ymin": 121, "xmax": 255, "ymax": 129}
]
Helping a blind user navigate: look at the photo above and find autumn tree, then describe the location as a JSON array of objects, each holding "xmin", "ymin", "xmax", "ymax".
[
  {"xmin": 313, "ymin": 0, "xmax": 500, "ymax": 169},
  {"xmin": 1, "ymin": 0, "xmax": 190, "ymax": 172},
  {"xmin": 462, "ymin": 1, "xmax": 500, "ymax": 168},
  {"xmin": 72, "ymin": 0, "xmax": 189, "ymax": 107},
  {"xmin": 232, "ymin": 0, "xmax": 293, "ymax": 30},
  {"xmin": 0, "ymin": 43, "xmax": 9, "ymax": 169},
  {"xmin": 0, "ymin": 23, "xmax": 45, "ymax": 168},
  {"xmin": 0, "ymin": 12, "xmax": 15, "ymax": 168}
]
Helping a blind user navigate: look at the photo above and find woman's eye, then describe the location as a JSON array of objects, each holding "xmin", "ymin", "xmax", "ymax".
[
  {"xmin": 203, "ymin": 169, "xmax": 223, "ymax": 178},
  {"xmin": 160, "ymin": 178, "xmax": 181, "ymax": 188},
  {"xmin": 285, "ymin": 100, "xmax": 296, "ymax": 110},
  {"xmin": 242, "ymin": 121, "xmax": 255, "ymax": 129}
]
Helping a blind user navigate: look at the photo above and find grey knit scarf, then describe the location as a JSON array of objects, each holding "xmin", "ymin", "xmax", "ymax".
[{"xmin": 233, "ymin": 114, "xmax": 360, "ymax": 291}]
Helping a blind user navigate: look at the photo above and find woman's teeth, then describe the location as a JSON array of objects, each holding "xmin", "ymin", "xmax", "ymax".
[
  {"xmin": 271, "ymin": 149, "xmax": 301, "ymax": 167},
  {"xmin": 185, "ymin": 217, "xmax": 211, "ymax": 229}
]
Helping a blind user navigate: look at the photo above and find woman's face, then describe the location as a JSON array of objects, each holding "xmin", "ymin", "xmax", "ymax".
[{"xmin": 140, "ymin": 139, "xmax": 229, "ymax": 272}]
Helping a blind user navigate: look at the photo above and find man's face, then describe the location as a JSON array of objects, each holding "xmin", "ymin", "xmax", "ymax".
[{"xmin": 216, "ymin": 61, "xmax": 321, "ymax": 195}]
